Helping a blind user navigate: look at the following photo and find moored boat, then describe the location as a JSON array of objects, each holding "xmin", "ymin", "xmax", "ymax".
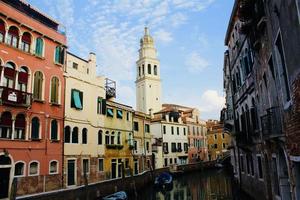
[
  {"xmin": 102, "ymin": 191, "xmax": 127, "ymax": 200},
  {"xmin": 154, "ymin": 172, "xmax": 173, "ymax": 187}
]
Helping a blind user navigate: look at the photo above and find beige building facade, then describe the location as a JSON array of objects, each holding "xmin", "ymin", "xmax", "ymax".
[{"xmin": 64, "ymin": 52, "xmax": 106, "ymax": 187}]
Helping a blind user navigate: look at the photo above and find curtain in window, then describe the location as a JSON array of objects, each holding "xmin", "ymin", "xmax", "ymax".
[
  {"xmin": 72, "ymin": 90, "xmax": 82, "ymax": 109},
  {"xmin": 31, "ymin": 117, "xmax": 40, "ymax": 139},
  {"xmin": 33, "ymin": 71, "xmax": 43, "ymax": 100},
  {"xmin": 51, "ymin": 120, "xmax": 58, "ymax": 140}
]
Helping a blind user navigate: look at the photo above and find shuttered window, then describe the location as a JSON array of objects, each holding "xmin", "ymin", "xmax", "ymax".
[
  {"xmin": 51, "ymin": 77, "xmax": 59, "ymax": 104},
  {"xmin": 33, "ymin": 71, "xmax": 43, "ymax": 100}
]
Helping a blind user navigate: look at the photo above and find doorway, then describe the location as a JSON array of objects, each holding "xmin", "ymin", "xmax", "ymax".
[
  {"xmin": 67, "ymin": 159, "xmax": 76, "ymax": 186},
  {"xmin": 0, "ymin": 155, "xmax": 12, "ymax": 199}
]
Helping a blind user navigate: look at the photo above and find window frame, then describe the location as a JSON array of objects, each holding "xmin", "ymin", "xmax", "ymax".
[
  {"xmin": 49, "ymin": 160, "xmax": 59, "ymax": 175},
  {"xmin": 28, "ymin": 160, "xmax": 40, "ymax": 176},
  {"xmin": 50, "ymin": 119, "xmax": 59, "ymax": 141},
  {"xmin": 14, "ymin": 161, "xmax": 26, "ymax": 177},
  {"xmin": 98, "ymin": 158, "xmax": 104, "ymax": 172},
  {"xmin": 71, "ymin": 89, "xmax": 83, "ymax": 110},
  {"xmin": 82, "ymin": 158, "xmax": 90, "ymax": 175}
]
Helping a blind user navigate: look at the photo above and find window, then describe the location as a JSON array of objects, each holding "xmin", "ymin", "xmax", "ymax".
[
  {"xmin": 177, "ymin": 143, "xmax": 182, "ymax": 152},
  {"xmin": 275, "ymin": 35, "xmax": 290, "ymax": 103},
  {"xmin": 72, "ymin": 127, "xmax": 78, "ymax": 143},
  {"xmin": 184, "ymin": 143, "xmax": 188, "ymax": 152},
  {"xmin": 142, "ymin": 64, "xmax": 145, "ymax": 75},
  {"xmin": 222, "ymin": 143, "xmax": 226, "ymax": 148},
  {"xmin": 15, "ymin": 113, "xmax": 25, "ymax": 140},
  {"xmin": 163, "ymin": 125, "xmax": 166, "ymax": 134},
  {"xmin": 33, "ymin": 71, "xmax": 43, "ymax": 100},
  {"xmin": 6, "ymin": 26, "xmax": 19, "ymax": 48},
  {"xmin": 145, "ymin": 124, "xmax": 150, "ymax": 133},
  {"xmin": 214, "ymin": 144, "xmax": 218, "ymax": 149},
  {"xmin": 15, "ymin": 162, "xmax": 25, "ymax": 176},
  {"xmin": 98, "ymin": 130, "xmax": 102, "ymax": 145},
  {"xmin": 0, "ymin": 20, "xmax": 5, "ymax": 43},
  {"xmin": 35, "ymin": 37, "xmax": 44, "ymax": 57},
  {"xmin": 117, "ymin": 110, "xmax": 123, "ymax": 119},
  {"xmin": 50, "ymin": 77, "xmax": 59, "ymax": 104},
  {"xmin": 240, "ymin": 155, "xmax": 244, "ymax": 172},
  {"xmin": 98, "ymin": 159, "xmax": 104, "ymax": 172},
  {"xmin": 82, "ymin": 159, "xmax": 89, "ymax": 174},
  {"xmin": 171, "ymin": 126, "xmax": 174, "ymax": 135},
  {"xmin": 4, "ymin": 62, "xmax": 16, "ymax": 89},
  {"xmin": 72, "ymin": 62, "xmax": 78, "ymax": 69},
  {"xmin": 126, "ymin": 112, "xmax": 130, "ymax": 121},
  {"xmin": 106, "ymin": 108, "xmax": 114, "ymax": 117},
  {"xmin": 117, "ymin": 132, "xmax": 121, "ymax": 144},
  {"xmin": 20, "ymin": 32, "xmax": 31, "ymax": 52},
  {"xmin": 164, "ymin": 158, "xmax": 168, "ymax": 166},
  {"xmin": 134, "ymin": 140, "xmax": 137, "ymax": 151},
  {"xmin": 170, "ymin": 158, "xmax": 173, "ymax": 164},
  {"xmin": 51, "ymin": 120, "xmax": 58, "ymax": 140},
  {"xmin": 111, "ymin": 132, "xmax": 115, "ymax": 145},
  {"xmin": 183, "ymin": 128, "xmax": 186, "ymax": 135},
  {"xmin": 214, "ymin": 134, "xmax": 217, "ymax": 140},
  {"xmin": 193, "ymin": 126, "xmax": 195, "ymax": 135},
  {"xmin": 177, "ymin": 127, "xmax": 179, "ymax": 135},
  {"xmin": 49, "ymin": 161, "xmax": 58, "ymax": 174},
  {"xmin": 154, "ymin": 65, "xmax": 157, "ymax": 75},
  {"xmin": 31, "ymin": 117, "xmax": 40, "ymax": 139},
  {"xmin": 257, "ymin": 155, "xmax": 263, "ymax": 179},
  {"xmin": 105, "ymin": 131, "xmax": 109, "ymax": 144},
  {"xmin": 147, "ymin": 64, "xmax": 151, "ymax": 74},
  {"xmin": 171, "ymin": 143, "xmax": 176, "ymax": 152},
  {"xmin": 138, "ymin": 66, "xmax": 141, "ymax": 76},
  {"xmin": 134, "ymin": 122, "xmax": 139, "ymax": 131},
  {"xmin": 82, "ymin": 128, "xmax": 87, "ymax": 144},
  {"xmin": 246, "ymin": 154, "xmax": 250, "ymax": 175},
  {"xmin": 64, "ymin": 126, "xmax": 71, "ymax": 143},
  {"xmin": 55, "ymin": 46, "xmax": 65, "ymax": 65},
  {"xmin": 163, "ymin": 142, "xmax": 168, "ymax": 153},
  {"xmin": 29, "ymin": 161, "xmax": 39, "ymax": 176},
  {"xmin": 222, "ymin": 133, "xmax": 225, "ymax": 139},
  {"xmin": 146, "ymin": 141, "xmax": 149, "ymax": 151},
  {"xmin": 97, "ymin": 97, "xmax": 106, "ymax": 114},
  {"xmin": 18, "ymin": 67, "xmax": 28, "ymax": 92},
  {"xmin": 71, "ymin": 89, "xmax": 83, "ymax": 110}
]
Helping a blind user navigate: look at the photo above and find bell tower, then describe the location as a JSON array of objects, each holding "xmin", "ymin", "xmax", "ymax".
[{"xmin": 136, "ymin": 27, "xmax": 162, "ymax": 114}]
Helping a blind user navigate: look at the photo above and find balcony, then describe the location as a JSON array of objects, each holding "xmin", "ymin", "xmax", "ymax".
[
  {"xmin": 261, "ymin": 107, "xmax": 284, "ymax": 139},
  {"xmin": 105, "ymin": 78, "xmax": 116, "ymax": 99},
  {"xmin": 105, "ymin": 144, "xmax": 123, "ymax": 150},
  {"xmin": 0, "ymin": 86, "xmax": 32, "ymax": 107}
]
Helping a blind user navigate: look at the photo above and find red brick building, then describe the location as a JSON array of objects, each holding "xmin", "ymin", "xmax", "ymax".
[{"xmin": 0, "ymin": 0, "xmax": 66, "ymax": 198}]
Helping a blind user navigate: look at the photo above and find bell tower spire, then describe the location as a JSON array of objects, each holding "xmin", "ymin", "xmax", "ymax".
[{"xmin": 135, "ymin": 27, "xmax": 162, "ymax": 114}]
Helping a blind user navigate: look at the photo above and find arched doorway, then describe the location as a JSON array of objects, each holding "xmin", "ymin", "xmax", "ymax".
[
  {"xmin": 0, "ymin": 154, "xmax": 12, "ymax": 199},
  {"xmin": 278, "ymin": 148, "xmax": 291, "ymax": 200}
]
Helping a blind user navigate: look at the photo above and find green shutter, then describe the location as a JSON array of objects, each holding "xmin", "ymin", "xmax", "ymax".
[{"xmin": 55, "ymin": 47, "xmax": 60, "ymax": 63}]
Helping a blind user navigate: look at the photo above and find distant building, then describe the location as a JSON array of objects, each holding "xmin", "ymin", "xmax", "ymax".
[
  {"xmin": 206, "ymin": 120, "xmax": 230, "ymax": 161},
  {"xmin": 223, "ymin": 0, "xmax": 300, "ymax": 199},
  {"xmin": 0, "ymin": 0, "xmax": 66, "ymax": 198},
  {"xmin": 64, "ymin": 52, "xmax": 106, "ymax": 187},
  {"xmin": 136, "ymin": 27, "xmax": 162, "ymax": 114}
]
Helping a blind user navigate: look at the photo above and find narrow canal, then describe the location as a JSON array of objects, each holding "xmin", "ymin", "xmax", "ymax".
[{"xmin": 128, "ymin": 169, "xmax": 253, "ymax": 200}]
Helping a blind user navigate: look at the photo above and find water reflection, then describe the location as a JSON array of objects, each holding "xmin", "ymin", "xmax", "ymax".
[{"xmin": 130, "ymin": 169, "xmax": 252, "ymax": 200}]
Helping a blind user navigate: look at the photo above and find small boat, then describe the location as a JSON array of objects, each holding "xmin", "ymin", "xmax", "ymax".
[
  {"xmin": 102, "ymin": 191, "xmax": 127, "ymax": 200},
  {"xmin": 154, "ymin": 172, "xmax": 173, "ymax": 187}
]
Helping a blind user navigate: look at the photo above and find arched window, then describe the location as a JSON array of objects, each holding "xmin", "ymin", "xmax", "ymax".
[
  {"xmin": 154, "ymin": 65, "xmax": 157, "ymax": 75},
  {"xmin": 0, "ymin": 19, "xmax": 5, "ymax": 42},
  {"xmin": 117, "ymin": 132, "xmax": 121, "ymax": 145},
  {"xmin": 98, "ymin": 130, "xmax": 102, "ymax": 145},
  {"xmin": 138, "ymin": 66, "xmax": 141, "ymax": 77},
  {"xmin": 29, "ymin": 161, "xmax": 39, "ymax": 176},
  {"xmin": 49, "ymin": 160, "xmax": 58, "ymax": 174},
  {"xmin": 111, "ymin": 131, "xmax": 115, "ymax": 145},
  {"xmin": 82, "ymin": 128, "xmax": 87, "ymax": 144},
  {"xmin": 64, "ymin": 126, "xmax": 71, "ymax": 143},
  {"xmin": 55, "ymin": 46, "xmax": 65, "ymax": 64},
  {"xmin": 35, "ymin": 37, "xmax": 44, "ymax": 57},
  {"xmin": 18, "ymin": 67, "xmax": 28, "ymax": 92},
  {"xmin": 128, "ymin": 133, "xmax": 133, "ymax": 146},
  {"xmin": 20, "ymin": 32, "xmax": 31, "ymax": 52},
  {"xmin": 72, "ymin": 127, "xmax": 78, "ymax": 143},
  {"xmin": 50, "ymin": 77, "xmax": 59, "ymax": 104},
  {"xmin": 105, "ymin": 131, "xmax": 109, "ymax": 144},
  {"xmin": 15, "ymin": 113, "xmax": 25, "ymax": 140},
  {"xmin": 15, "ymin": 162, "xmax": 25, "ymax": 176},
  {"xmin": 147, "ymin": 64, "xmax": 151, "ymax": 74},
  {"xmin": 6, "ymin": 26, "xmax": 19, "ymax": 47},
  {"xmin": 4, "ymin": 62, "xmax": 16, "ymax": 88},
  {"xmin": 51, "ymin": 120, "xmax": 58, "ymax": 140},
  {"xmin": 31, "ymin": 117, "xmax": 40, "ymax": 140},
  {"xmin": 142, "ymin": 64, "xmax": 145, "ymax": 75},
  {"xmin": 0, "ymin": 112, "xmax": 12, "ymax": 139},
  {"xmin": 33, "ymin": 71, "xmax": 43, "ymax": 100}
]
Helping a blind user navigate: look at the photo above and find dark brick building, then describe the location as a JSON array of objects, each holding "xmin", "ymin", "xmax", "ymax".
[{"xmin": 223, "ymin": 0, "xmax": 300, "ymax": 199}]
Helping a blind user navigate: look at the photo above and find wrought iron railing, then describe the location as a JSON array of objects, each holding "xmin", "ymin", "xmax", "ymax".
[{"xmin": 0, "ymin": 86, "xmax": 32, "ymax": 107}]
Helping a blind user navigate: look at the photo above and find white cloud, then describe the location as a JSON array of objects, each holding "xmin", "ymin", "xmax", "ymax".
[
  {"xmin": 170, "ymin": 13, "xmax": 187, "ymax": 27},
  {"xmin": 154, "ymin": 29, "xmax": 173, "ymax": 44},
  {"xmin": 199, "ymin": 90, "xmax": 225, "ymax": 114},
  {"xmin": 116, "ymin": 84, "xmax": 135, "ymax": 108},
  {"xmin": 185, "ymin": 52, "xmax": 210, "ymax": 72}
]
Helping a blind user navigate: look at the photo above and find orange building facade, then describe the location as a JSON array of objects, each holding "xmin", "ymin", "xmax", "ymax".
[{"xmin": 0, "ymin": 0, "xmax": 66, "ymax": 198}]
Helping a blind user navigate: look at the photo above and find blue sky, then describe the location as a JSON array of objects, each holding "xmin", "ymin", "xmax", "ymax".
[{"xmin": 27, "ymin": 0, "xmax": 234, "ymax": 120}]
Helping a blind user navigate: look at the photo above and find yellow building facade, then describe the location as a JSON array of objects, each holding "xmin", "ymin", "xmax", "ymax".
[
  {"xmin": 133, "ymin": 111, "xmax": 153, "ymax": 173},
  {"xmin": 103, "ymin": 100, "xmax": 134, "ymax": 179},
  {"xmin": 207, "ymin": 120, "xmax": 231, "ymax": 161}
]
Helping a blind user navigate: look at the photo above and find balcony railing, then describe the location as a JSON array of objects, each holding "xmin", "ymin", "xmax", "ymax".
[
  {"xmin": 0, "ymin": 86, "xmax": 32, "ymax": 107},
  {"xmin": 105, "ymin": 78, "xmax": 116, "ymax": 99},
  {"xmin": 261, "ymin": 107, "xmax": 283, "ymax": 139}
]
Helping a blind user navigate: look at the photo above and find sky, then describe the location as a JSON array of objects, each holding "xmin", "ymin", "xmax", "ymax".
[{"xmin": 27, "ymin": 0, "xmax": 234, "ymax": 120}]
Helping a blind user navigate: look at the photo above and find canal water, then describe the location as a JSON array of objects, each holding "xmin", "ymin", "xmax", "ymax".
[{"xmin": 128, "ymin": 169, "xmax": 253, "ymax": 200}]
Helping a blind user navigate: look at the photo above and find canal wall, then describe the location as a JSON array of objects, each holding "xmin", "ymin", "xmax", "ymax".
[
  {"xmin": 16, "ymin": 168, "xmax": 168, "ymax": 200},
  {"xmin": 16, "ymin": 161, "xmax": 216, "ymax": 200}
]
